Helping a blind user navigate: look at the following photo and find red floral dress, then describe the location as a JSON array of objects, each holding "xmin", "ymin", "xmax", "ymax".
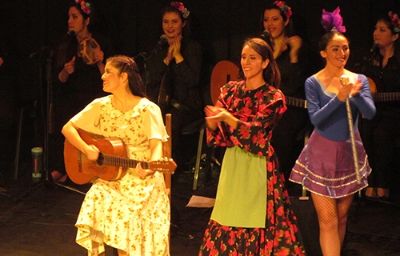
[{"xmin": 199, "ymin": 81, "xmax": 305, "ymax": 255}]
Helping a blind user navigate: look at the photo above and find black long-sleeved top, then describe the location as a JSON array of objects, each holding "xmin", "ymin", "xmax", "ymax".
[
  {"xmin": 144, "ymin": 37, "xmax": 203, "ymax": 112},
  {"xmin": 361, "ymin": 50, "xmax": 400, "ymax": 120},
  {"xmin": 275, "ymin": 44, "xmax": 308, "ymax": 99}
]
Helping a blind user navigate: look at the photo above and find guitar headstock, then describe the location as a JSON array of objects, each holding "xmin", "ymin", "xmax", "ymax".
[{"xmin": 149, "ymin": 159, "xmax": 177, "ymax": 174}]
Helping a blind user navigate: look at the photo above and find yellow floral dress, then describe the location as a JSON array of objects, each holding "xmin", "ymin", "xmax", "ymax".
[{"xmin": 70, "ymin": 96, "xmax": 170, "ymax": 255}]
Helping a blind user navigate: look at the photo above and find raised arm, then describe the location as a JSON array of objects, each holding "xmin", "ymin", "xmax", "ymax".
[
  {"xmin": 306, "ymin": 77, "xmax": 343, "ymax": 128},
  {"xmin": 350, "ymin": 75, "xmax": 376, "ymax": 120}
]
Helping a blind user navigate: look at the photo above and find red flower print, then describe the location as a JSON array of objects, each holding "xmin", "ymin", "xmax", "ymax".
[
  {"xmin": 239, "ymin": 125, "xmax": 251, "ymax": 139},
  {"xmin": 276, "ymin": 205, "xmax": 284, "ymax": 216}
]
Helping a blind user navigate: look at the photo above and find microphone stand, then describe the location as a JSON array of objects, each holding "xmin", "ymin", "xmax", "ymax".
[{"xmin": 43, "ymin": 49, "xmax": 54, "ymax": 183}]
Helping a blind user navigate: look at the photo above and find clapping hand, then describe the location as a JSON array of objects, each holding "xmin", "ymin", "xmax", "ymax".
[
  {"xmin": 204, "ymin": 105, "xmax": 234, "ymax": 130},
  {"xmin": 286, "ymin": 35, "xmax": 302, "ymax": 63},
  {"xmin": 164, "ymin": 35, "xmax": 183, "ymax": 65},
  {"xmin": 338, "ymin": 76, "xmax": 362, "ymax": 101}
]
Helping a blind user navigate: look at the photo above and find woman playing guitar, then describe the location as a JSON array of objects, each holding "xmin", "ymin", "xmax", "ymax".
[{"xmin": 62, "ymin": 55, "xmax": 171, "ymax": 255}]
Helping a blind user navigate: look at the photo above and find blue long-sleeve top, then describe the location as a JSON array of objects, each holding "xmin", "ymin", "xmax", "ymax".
[{"xmin": 306, "ymin": 74, "xmax": 376, "ymax": 141}]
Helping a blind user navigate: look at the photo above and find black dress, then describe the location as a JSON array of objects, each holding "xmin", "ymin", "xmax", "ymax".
[
  {"xmin": 144, "ymin": 37, "xmax": 204, "ymax": 174},
  {"xmin": 359, "ymin": 49, "xmax": 400, "ymax": 190},
  {"xmin": 271, "ymin": 45, "xmax": 310, "ymax": 181}
]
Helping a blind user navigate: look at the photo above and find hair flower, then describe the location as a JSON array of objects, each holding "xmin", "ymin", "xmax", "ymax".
[
  {"xmin": 273, "ymin": 1, "xmax": 292, "ymax": 20},
  {"xmin": 75, "ymin": 0, "xmax": 91, "ymax": 15},
  {"xmin": 388, "ymin": 11, "xmax": 400, "ymax": 33},
  {"xmin": 170, "ymin": 1, "xmax": 190, "ymax": 19},
  {"xmin": 321, "ymin": 7, "xmax": 346, "ymax": 33}
]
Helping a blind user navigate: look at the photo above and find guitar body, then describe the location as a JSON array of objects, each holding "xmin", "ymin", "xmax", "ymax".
[
  {"xmin": 367, "ymin": 76, "xmax": 400, "ymax": 102},
  {"xmin": 64, "ymin": 129, "xmax": 127, "ymax": 184},
  {"xmin": 210, "ymin": 60, "xmax": 240, "ymax": 104}
]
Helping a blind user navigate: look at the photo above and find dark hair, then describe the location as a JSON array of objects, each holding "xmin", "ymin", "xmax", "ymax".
[
  {"xmin": 160, "ymin": 3, "xmax": 191, "ymax": 37},
  {"xmin": 54, "ymin": 1, "xmax": 96, "ymax": 71},
  {"xmin": 162, "ymin": 1, "xmax": 190, "ymax": 21},
  {"xmin": 69, "ymin": 0, "xmax": 92, "ymax": 20},
  {"xmin": 264, "ymin": 2, "xmax": 289, "ymax": 22},
  {"xmin": 242, "ymin": 36, "xmax": 281, "ymax": 88},
  {"xmin": 318, "ymin": 31, "xmax": 349, "ymax": 51},
  {"xmin": 261, "ymin": 2, "xmax": 294, "ymax": 36},
  {"xmin": 106, "ymin": 55, "xmax": 146, "ymax": 97},
  {"xmin": 376, "ymin": 14, "xmax": 400, "ymax": 35},
  {"xmin": 369, "ymin": 14, "xmax": 400, "ymax": 66}
]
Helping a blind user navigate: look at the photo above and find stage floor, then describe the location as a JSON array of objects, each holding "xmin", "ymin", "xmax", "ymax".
[{"xmin": 0, "ymin": 170, "xmax": 399, "ymax": 256}]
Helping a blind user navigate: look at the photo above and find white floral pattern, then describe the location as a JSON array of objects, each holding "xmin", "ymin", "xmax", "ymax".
[{"xmin": 72, "ymin": 96, "xmax": 170, "ymax": 255}]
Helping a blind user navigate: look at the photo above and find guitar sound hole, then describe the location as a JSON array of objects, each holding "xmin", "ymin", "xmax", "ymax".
[{"xmin": 97, "ymin": 153, "xmax": 104, "ymax": 166}]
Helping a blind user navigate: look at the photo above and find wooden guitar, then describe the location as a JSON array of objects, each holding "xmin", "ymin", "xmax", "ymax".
[
  {"xmin": 286, "ymin": 96, "xmax": 308, "ymax": 109},
  {"xmin": 367, "ymin": 77, "xmax": 400, "ymax": 103},
  {"xmin": 64, "ymin": 129, "xmax": 177, "ymax": 185}
]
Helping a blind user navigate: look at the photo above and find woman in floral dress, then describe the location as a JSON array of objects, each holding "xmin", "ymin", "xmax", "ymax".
[
  {"xmin": 62, "ymin": 55, "xmax": 170, "ymax": 256},
  {"xmin": 198, "ymin": 36, "xmax": 305, "ymax": 255}
]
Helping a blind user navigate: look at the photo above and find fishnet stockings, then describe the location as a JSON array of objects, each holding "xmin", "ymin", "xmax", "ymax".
[{"xmin": 311, "ymin": 193, "xmax": 353, "ymax": 256}]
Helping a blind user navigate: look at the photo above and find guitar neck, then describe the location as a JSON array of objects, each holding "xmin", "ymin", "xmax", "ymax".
[
  {"xmin": 99, "ymin": 154, "xmax": 149, "ymax": 169},
  {"xmin": 374, "ymin": 92, "xmax": 400, "ymax": 102},
  {"xmin": 286, "ymin": 96, "xmax": 308, "ymax": 109}
]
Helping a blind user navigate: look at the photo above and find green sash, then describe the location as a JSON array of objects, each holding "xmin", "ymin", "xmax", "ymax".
[{"xmin": 211, "ymin": 146, "xmax": 267, "ymax": 228}]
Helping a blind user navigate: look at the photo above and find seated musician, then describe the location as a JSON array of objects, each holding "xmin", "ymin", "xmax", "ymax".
[{"xmin": 62, "ymin": 55, "xmax": 171, "ymax": 256}]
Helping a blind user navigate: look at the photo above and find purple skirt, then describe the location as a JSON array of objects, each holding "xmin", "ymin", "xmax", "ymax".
[{"xmin": 289, "ymin": 131, "xmax": 371, "ymax": 198}]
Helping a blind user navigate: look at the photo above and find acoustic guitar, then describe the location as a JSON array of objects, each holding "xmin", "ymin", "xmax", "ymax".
[
  {"xmin": 64, "ymin": 129, "xmax": 177, "ymax": 185},
  {"xmin": 367, "ymin": 77, "xmax": 400, "ymax": 103},
  {"xmin": 286, "ymin": 96, "xmax": 308, "ymax": 109}
]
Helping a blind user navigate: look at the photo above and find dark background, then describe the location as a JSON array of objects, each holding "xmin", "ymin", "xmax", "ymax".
[{"xmin": 0, "ymin": 0, "xmax": 399, "ymax": 181}]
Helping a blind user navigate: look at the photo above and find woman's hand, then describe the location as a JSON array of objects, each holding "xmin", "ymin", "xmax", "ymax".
[
  {"xmin": 84, "ymin": 144, "xmax": 100, "ymax": 161},
  {"xmin": 338, "ymin": 77, "xmax": 361, "ymax": 101},
  {"xmin": 171, "ymin": 36, "xmax": 183, "ymax": 63},
  {"xmin": 204, "ymin": 105, "xmax": 238, "ymax": 129},
  {"xmin": 64, "ymin": 56, "xmax": 76, "ymax": 75},
  {"xmin": 349, "ymin": 80, "xmax": 362, "ymax": 97},
  {"xmin": 287, "ymin": 35, "xmax": 302, "ymax": 63},
  {"xmin": 163, "ymin": 36, "xmax": 183, "ymax": 65},
  {"xmin": 134, "ymin": 162, "xmax": 155, "ymax": 179},
  {"xmin": 58, "ymin": 56, "xmax": 76, "ymax": 82},
  {"xmin": 204, "ymin": 105, "xmax": 225, "ymax": 117},
  {"xmin": 93, "ymin": 48, "xmax": 104, "ymax": 64}
]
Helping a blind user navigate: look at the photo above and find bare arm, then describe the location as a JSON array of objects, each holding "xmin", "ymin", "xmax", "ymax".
[
  {"xmin": 134, "ymin": 139, "xmax": 163, "ymax": 178},
  {"xmin": 149, "ymin": 139, "xmax": 163, "ymax": 161},
  {"xmin": 61, "ymin": 121, "xmax": 99, "ymax": 161}
]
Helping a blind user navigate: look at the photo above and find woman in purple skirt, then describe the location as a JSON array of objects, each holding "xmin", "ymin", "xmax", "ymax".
[{"xmin": 289, "ymin": 7, "xmax": 376, "ymax": 256}]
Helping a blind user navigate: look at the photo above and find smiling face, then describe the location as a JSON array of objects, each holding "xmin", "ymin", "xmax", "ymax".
[
  {"xmin": 162, "ymin": 11, "xmax": 185, "ymax": 40},
  {"xmin": 240, "ymin": 44, "xmax": 269, "ymax": 81},
  {"xmin": 67, "ymin": 6, "xmax": 89, "ymax": 34},
  {"xmin": 373, "ymin": 20, "xmax": 399, "ymax": 49},
  {"xmin": 320, "ymin": 34, "xmax": 350, "ymax": 69},
  {"xmin": 101, "ymin": 62, "xmax": 125, "ymax": 93},
  {"xmin": 263, "ymin": 8, "xmax": 287, "ymax": 39}
]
